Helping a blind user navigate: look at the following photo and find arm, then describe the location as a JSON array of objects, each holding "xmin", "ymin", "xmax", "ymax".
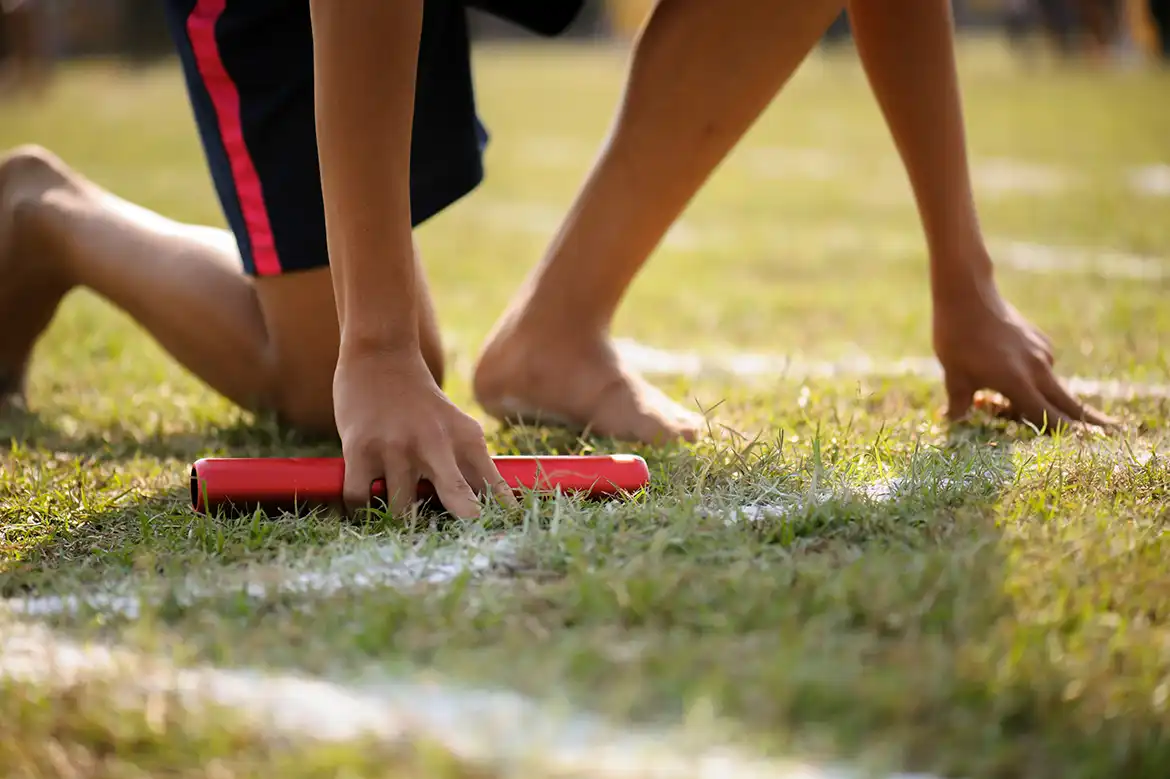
[
  {"xmin": 307, "ymin": 1, "xmax": 515, "ymax": 515},
  {"xmin": 845, "ymin": 0, "xmax": 988, "ymax": 299},
  {"xmin": 846, "ymin": 0, "xmax": 1113, "ymax": 429},
  {"xmin": 308, "ymin": 0, "xmax": 421, "ymax": 353}
]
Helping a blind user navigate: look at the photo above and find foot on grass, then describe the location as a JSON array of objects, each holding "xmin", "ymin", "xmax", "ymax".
[{"xmin": 473, "ymin": 324, "xmax": 704, "ymax": 445}]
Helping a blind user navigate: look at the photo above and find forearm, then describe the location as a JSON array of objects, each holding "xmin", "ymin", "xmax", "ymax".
[
  {"xmin": 846, "ymin": 0, "xmax": 992, "ymax": 298},
  {"xmin": 308, "ymin": 0, "xmax": 423, "ymax": 351}
]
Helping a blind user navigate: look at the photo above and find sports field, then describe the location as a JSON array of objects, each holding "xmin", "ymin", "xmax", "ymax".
[{"xmin": 2, "ymin": 38, "xmax": 1169, "ymax": 778}]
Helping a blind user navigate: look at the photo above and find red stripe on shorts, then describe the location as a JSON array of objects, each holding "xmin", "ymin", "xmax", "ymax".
[{"xmin": 186, "ymin": 0, "xmax": 282, "ymax": 276}]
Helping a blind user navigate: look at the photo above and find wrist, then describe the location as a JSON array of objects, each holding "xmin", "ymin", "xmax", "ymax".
[
  {"xmin": 929, "ymin": 243, "xmax": 996, "ymax": 309},
  {"xmin": 332, "ymin": 251, "xmax": 420, "ymax": 356},
  {"xmin": 337, "ymin": 293, "xmax": 419, "ymax": 357},
  {"xmin": 339, "ymin": 322, "xmax": 420, "ymax": 358}
]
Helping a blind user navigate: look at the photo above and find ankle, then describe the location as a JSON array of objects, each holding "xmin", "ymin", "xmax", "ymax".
[{"xmin": 507, "ymin": 302, "xmax": 610, "ymax": 345}]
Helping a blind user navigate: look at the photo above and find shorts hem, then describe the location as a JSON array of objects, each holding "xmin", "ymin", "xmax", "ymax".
[{"xmin": 245, "ymin": 155, "xmax": 486, "ymax": 278}]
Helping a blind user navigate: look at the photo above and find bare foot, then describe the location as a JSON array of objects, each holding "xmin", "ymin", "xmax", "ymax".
[
  {"xmin": 473, "ymin": 324, "xmax": 704, "ymax": 445},
  {"xmin": 0, "ymin": 146, "xmax": 75, "ymax": 411}
]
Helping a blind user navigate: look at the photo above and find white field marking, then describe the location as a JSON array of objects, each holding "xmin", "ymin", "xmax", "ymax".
[
  {"xmin": 861, "ymin": 158, "xmax": 1074, "ymax": 204},
  {"xmin": 1128, "ymin": 165, "xmax": 1170, "ymax": 197},
  {"xmin": 741, "ymin": 151, "xmax": 1075, "ymax": 197},
  {"xmin": 465, "ymin": 199, "xmax": 566, "ymax": 236},
  {"xmin": 521, "ymin": 137, "xmax": 1077, "ymax": 196},
  {"xmin": 518, "ymin": 136, "xmax": 1170, "ymax": 202},
  {"xmin": 0, "ymin": 624, "xmax": 941, "ymax": 779},
  {"xmin": 521, "ymin": 135, "xmax": 600, "ymax": 168},
  {"xmin": 971, "ymin": 157, "xmax": 1075, "ymax": 196},
  {"xmin": 708, "ymin": 479, "xmax": 908, "ymax": 525},
  {"xmin": 710, "ymin": 463, "xmax": 1012, "ymax": 525},
  {"xmin": 739, "ymin": 146, "xmax": 847, "ymax": 182},
  {"xmin": 988, "ymin": 239, "xmax": 1169, "ymax": 281},
  {"xmin": 458, "ymin": 197, "xmax": 1168, "ymax": 281},
  {"xmin": 458, "ymin": 199, "xmax": 710, "ymax": 251},
  {"xmin": 612, "ymin": 338, "xmax": 1170, "ymax": 401},
  {"xmin": 712, "ymin": 447, "xmax": 1161, "ymax": 524},
  {"xmin": 5, "ymin": 532, "xmax": 520, "ymax": 621}
]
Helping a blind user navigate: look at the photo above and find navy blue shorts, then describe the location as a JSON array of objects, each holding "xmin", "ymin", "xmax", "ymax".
[{"xmin": 162, "ymin": 0, "xmax": 582, "ymax": 277}]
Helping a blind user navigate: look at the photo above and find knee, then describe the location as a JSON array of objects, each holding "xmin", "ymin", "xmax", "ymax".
[
  {"xmin": 264, "ymin": 358, "xmax": 337, "ymax": 439},
  {"xmin": 254, "ymin": 337, "xmax": 337, "ymax": 439},
  {"xmin": 1, "ymin": 145, "xmax": 70, "ymax": 199}
]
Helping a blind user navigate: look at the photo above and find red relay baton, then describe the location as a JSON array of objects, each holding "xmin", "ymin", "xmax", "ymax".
[{"xmin": 190, "ymin": 455, "xmax": 651, "ymax": 515}]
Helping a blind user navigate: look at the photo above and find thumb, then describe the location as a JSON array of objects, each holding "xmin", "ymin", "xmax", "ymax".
[{"xmin": 943, "ymin": 369, "xmax": 976, "ymax": 421}]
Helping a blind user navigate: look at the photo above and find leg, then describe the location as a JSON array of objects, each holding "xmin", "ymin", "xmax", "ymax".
[
  {"xmin": 0, "ymin": 145, "xmax": 442, "ymax": 433},
  {"xmin": 474, "ymin": 0, "xmax": 844, "ymax": 444},
  {"xmin": 844, "ymin": 0, "xmax": 985, "ymax": 265}
]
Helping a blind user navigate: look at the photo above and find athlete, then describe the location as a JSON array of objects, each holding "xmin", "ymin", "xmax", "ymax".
[{"xmin": 0, "ymin": 0, "xmax": 1113, "ymax": 522}]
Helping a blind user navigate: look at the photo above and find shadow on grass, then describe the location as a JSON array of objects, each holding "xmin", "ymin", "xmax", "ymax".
[
  {"xmin": 598, "ymin": 423, "xmax": 1169, "ymax": 778},
  {"xmin": 0, "ymin": 405, "xmax": 342, "ymax": 464},
  {"xmin": 326, "ymin": 422, "xmax": 1166, "ymax": 779},
  {"xmin": 0, "ymin": 405, "xmax": 342, "ymax": 594},
  {"xmin": 5, "ymin": 415, "xmax": 1168, "ymax": 776},
  {"xmin": 0, "ymin": 405, "xmax": 684, "ymax": 594}
]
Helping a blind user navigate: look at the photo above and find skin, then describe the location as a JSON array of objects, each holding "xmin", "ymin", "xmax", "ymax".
[
  {"xmin": 306, "ymin": 0, "xmax": 513, "ymax": 518},
  {"xmin": 0, "ymin": 0, "xmax": 1114, "ymax": 522},
  {"xmin": 473, "ymin": 0, "xmax": 1115, "ymax": 436},
  {"xmin": 0, "ymin": 149, "xmax": 446, "ymax": 434}
]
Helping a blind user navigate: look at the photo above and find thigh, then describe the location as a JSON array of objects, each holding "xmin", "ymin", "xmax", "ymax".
[
  {"xmin": 162, "ymin": 0, "xmax": 489, "ymax": 279},
  {"xmin": 255, "ymin": 267, "xmax": 340, "ymax": 434}
]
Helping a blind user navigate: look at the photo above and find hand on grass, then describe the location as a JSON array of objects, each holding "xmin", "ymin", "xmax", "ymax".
[
  {"xmin": 932, "ymin": 284, "xmax": 1117, "ymax": 432},
  {"xmin": 332, "ymin": 345, "xmax": 517, "ymax": 517}
]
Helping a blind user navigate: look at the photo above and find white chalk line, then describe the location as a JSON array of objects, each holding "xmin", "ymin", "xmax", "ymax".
[
  {"xmin": 612, "ymin": 339, "xmax": 1170, "ymax": 400},
  {"xmin": 5, "ymin": 532, "xmax": 521, "ymax": 621},
  {"xmin": 991, "ymin": 239, "xmax": 1168, "ymax": 281},
  {"xmin": 4, "ymin": 460, "xmax": 1154, "ymax": 775},
  {"xmin": 1129, "ymin": 165, "xmax": 1170, "ymax": 198},
  {"xmin": 515, "ymin": 136, "xmax": 1170, "ymax": 199},
  {"xmin": 707, "ymin": 447, "xmax": 1159, "ymax": 525},
  {"xmin": 4, "ymin": 622, "xmax": 933, "ymax": 779},
  {"xmin": 456, "ymin": 198, "xmax": 1169, "ymax": 281},
  {"xmin": 3, "ymin": 444, "xmax": 1159, "ymax": 775}
]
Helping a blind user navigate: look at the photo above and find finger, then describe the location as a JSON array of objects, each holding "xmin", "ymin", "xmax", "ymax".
[
  {"xmin": 1035, "ymin": 369, "xmax": 1120, "ymax": 429},
  {"xmin": 1034, "ymin": 338, "xmax": 1054, "ymax": 367},
  {"xmin": 1001, "ymin": 374, "xmax": 1074, "ymax": 434},
  {"xmin": 380, "ymin": 448, "xmax": 420, "ymax": 518},
  {"xmin": 462, "ymin": 441, "xmax": 518, "ymax": 510},
  {"xmin": 943, "ymin": 369, "xmax": 976, "ymax": 421},
  {"xmin": 341, "ymin": 449, "xmax": 382, "ymax": 516},
  {"xmin": 419, "ymin": 438, "xmax": 482, "ymax": 519},
  {"xmin": 1029, "ymin": 324, "xmax": 1054, "ymax": 355}
]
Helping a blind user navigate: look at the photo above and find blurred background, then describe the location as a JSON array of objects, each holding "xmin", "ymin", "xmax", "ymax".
[{"xmin": 0, "ymin": 0, "xmax": 1167, "ymax": 96}]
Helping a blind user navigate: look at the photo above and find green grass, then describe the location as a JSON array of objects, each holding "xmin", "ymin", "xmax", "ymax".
[{"xmin": 2, "ymin": 38, "xmax": 1170, "ymax": 779}]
